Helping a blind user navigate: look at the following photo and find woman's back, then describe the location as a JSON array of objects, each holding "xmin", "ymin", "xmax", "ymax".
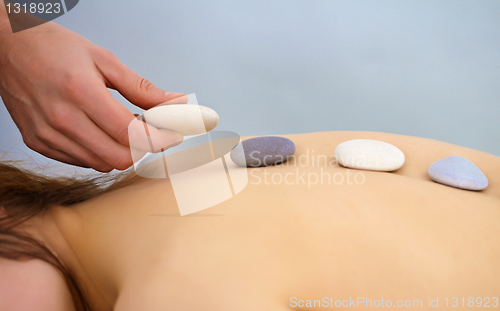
[{"xmin": 50, "ymin": 131, "xmax": 500, "ymax": 311}]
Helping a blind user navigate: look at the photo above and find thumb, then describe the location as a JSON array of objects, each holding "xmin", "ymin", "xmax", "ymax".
[{"xmin": 95, "ymin": 48, "xmax": 187, "ymax": 109}]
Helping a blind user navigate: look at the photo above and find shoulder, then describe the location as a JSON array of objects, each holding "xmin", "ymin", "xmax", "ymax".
[{"xmin": 0, "ymin": 257, "xmax": 76, "ymax": 311}]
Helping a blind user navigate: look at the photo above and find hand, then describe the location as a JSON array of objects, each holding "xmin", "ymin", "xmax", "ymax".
[{"xmin": 0, "ymin": 22, "xmax": 186, "ymax": 172}]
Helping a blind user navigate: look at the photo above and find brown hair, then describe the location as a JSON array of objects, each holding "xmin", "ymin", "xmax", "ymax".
[{"xmin": 0, "ymin": 160, "xmax": 143, "ymax": 311}]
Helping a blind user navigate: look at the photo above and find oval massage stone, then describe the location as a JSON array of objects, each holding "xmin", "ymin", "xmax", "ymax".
[
  {"xmin": 143, "ymin": 104, "xmax": 219, "ymax": 136},
  {"xmin": 334, "ymin": 139, "xmax": 405, "ymax": 171},
  {"xmin": 230, "ymin": 136, "xmax": 296, "ymax": 167},
  {"xmin": 428, "ymin": 156, "xmax": 488, "ymax": 191}
]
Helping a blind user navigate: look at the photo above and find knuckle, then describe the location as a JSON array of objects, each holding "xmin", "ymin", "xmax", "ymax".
[
  {"xmin": 101, "ymin": 48, "xmax": 118, "ymax": 60},
  {"xmin": 94, "ymin": 162, "xmax": 113, "ymax": 173},
  {"xmin": 112, "ymin": 152, "xmax": 133, "ymax": 171},
  {"xmin": 22, "ymin": 134, "xmax": 38, "ymax": 150},
  {"xmin": 32, "ymin": 126, "xmax": 53, "ymax": 145},
  {"xmin": 97, "ymin": 47, "xmax": 119, "ymax": 63},
  {"xmin": 62, "ymin": 72, "xmax": 87, "ymax": 98},
  {"xmin": 45, "ymin": 108, "xmax": 75, "ymax": 133},
  {"xmin": 115, "ymin": 125, "xmax": 130, "ymax": 146},
  {"xmin": 138, "ymin": 77, "xmax": 155, "ymax": 93}
]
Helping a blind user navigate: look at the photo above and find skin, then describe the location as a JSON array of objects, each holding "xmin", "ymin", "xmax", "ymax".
[
  {"xmin": 0, "ymin": 257, "xmax": 77, "ymax": 311},
  {"xmin": 0, "ymin": 2, "xmax": 186, "ymax": 172},
  {"xmin": 18, "ymin": 131, "xmax": 500, "ymax": 311}
]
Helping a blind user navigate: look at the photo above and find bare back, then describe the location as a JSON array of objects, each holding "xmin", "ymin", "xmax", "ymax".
[{"xmin": 50, "ymin": 131, "xmax": 500, "ymax": 311}]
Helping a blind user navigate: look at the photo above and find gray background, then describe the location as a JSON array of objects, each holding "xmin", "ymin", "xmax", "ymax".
[{"xmin": 1, "ymin": 0, "xmax": 499, "ymax": 172}]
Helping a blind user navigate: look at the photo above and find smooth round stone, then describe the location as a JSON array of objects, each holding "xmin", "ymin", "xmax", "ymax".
[
  {"xmin": 334, "ymin": 139, "xmax": 405, "ymax": 171},
  {"xmin": 428, "ymin": 156, "xmax": 488, "ymax": 191},
  {"xmin": 143, "ymin": 104, "xmax": 219, "ymax": 136},
  {"xmin": 230, "ymin": 136, "xmax": 296, "ymax": 167}
]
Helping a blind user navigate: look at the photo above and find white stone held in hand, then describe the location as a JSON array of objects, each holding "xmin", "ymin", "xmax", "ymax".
[{"xmin": 143, "ymin": 104, "xmax": 219, "ymax": 136}]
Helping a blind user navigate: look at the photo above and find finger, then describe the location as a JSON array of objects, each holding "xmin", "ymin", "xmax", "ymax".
[
  {"xmin": 159, "ymin": 94, "xmax": 189, "ymax": 105},
  {"xmin": 38, "ymin": 146, "xmax": 90, "ymax": 169},
  {"xmin": 31, "ymin": 124, "xmax": 115, "ymax": 172},
  {"xmin": 80, "ymin": 81, "xmax": 186, "ymax": 152},
  {"xmin": 130, "ymin": 146, "xmax": 148, "ymax": 163},
  {"xmin": 11, "ymin": 103, "xmax": 110, "ymax": 171},
  {"xmin": 23, "ymin": 132, "xmax": 108, "ymax": 171},
  {"xmin": 93, "ymin": 49, "xmax": 187, "ymax": 109},
  {"xmin": 128, "ymin": 117, "xmax": 183, "ymax": 153},
  {"xmin": 46, "ymin": 106, "xmax": 137, "ymax": 170},
  {"xmin": 73, "ymin": 79, "xmax": 138, "ymax": 146},
  {"xmin": 8, "ymin": 101, "xmax": 110, "ymax": 171}
]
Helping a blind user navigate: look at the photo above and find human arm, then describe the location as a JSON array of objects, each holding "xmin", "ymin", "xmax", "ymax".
[{"xmin": 0, "ymin": 2, "xmax": 185, "ymax": 171}]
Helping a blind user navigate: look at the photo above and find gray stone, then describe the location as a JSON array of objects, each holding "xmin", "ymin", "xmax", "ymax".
[{"xmin": 230, "ymin": 136, "xmax": 296, "ymax": 167}]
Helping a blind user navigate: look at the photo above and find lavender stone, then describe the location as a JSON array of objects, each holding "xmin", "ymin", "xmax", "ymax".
[
  {"xmin": 428, "ymin": 156, "xmax": 488, "ymax": 191},
  {"xmin": 230, "ymin": 136, "xmax": 296, "ymax": 167}
]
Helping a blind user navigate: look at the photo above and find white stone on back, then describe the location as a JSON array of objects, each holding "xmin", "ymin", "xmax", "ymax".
[{"xmin": 334, "ymin": 139, "xmax": 405, "ymax": 171}]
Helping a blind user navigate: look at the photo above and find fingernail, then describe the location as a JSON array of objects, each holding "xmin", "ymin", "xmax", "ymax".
[
  {"xmin": 165, "ymin": 92, "xmax": 185, "ymax": 97},
  {"xmin": 164, "ymin": 93, "xmax": 189, "ymax": 105},
  {"xmin": 170, "ymin": 132, "xmax": 184, "ymax": 148},
  {"xmin": 153, "ymin": 132, "xmax": 184, "ymax": 152}
]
